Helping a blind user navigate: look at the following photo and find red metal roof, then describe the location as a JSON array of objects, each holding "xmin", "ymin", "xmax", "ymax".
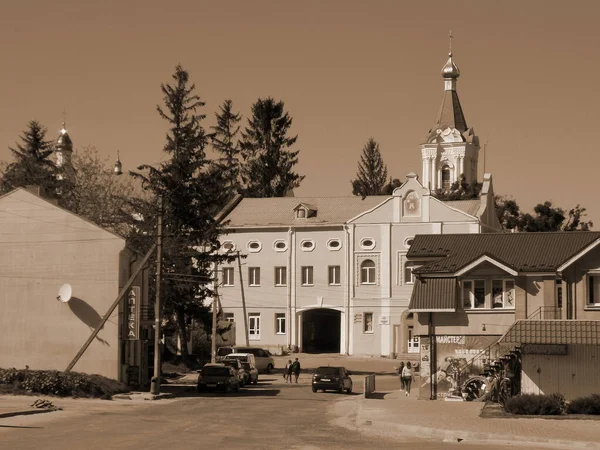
[
  {"xmin": 500, "ymin": 320, "xmax": 600, "ymax": 345},
  {"xmin": 408, "ymin": 278, "xmax": 457, "ymax": 312}
]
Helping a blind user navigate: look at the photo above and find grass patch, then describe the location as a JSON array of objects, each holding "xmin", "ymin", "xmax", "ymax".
[
  {"xmin": 504, "ymin": 393, "xmax": 565, "ymax": 415},
  {"xmin": 567, "ymin": 394, "xmax": 600, "ymax": 415},
  {"xmin": 0, "ymin": 368, "xmax": 130, "ymax": 399}
]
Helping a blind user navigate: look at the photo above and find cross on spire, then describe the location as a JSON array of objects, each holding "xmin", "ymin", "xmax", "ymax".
[
  {"xmin": 61, "ymin": 109, "xmax": 67, "ymax": 134},
  {"xmin": 449, "ymin": 30, "xmax": 453, "ymax": 55}
]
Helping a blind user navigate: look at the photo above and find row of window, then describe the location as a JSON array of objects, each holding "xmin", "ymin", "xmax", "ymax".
[
  {"xmin": 462, "ymin": 279, "xmax": 515, "ymax": 309},
  {"xmin": 221, "ymin": 237, "xmax": 416, "ymax": 254},
  {"xmin": 223, "ymin": 312, "xmax": 376, "ymax": 338},
  {"xmin": 222, "ymin": 260, "xmax": 386, "ymax": 287}
]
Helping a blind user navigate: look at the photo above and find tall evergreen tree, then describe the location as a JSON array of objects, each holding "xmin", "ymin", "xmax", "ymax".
[
  {"xmin": 1, "ymin": 120, "xmax": 58, "ymax": 194},
  {"xmin": 130, "ymin": 65, "xmax": 232, "ymax": 362},
  {"xmin": 351, "ymin": 138, "xmax": 388, "ymax": 197},
  {"xmin": 240, "ymin": 97, "xmax": 304, "ymax": 197},
  {"xmin": 210, "ymin": 99, "xmax": 242, "ymax": 200}
]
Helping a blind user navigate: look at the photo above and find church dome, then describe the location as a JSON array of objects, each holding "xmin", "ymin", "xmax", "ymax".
[
  {"xmin": 56, "ymin": 124, "xmax": 73, "ymax": 151},
  {"xmin": 441, "ymin": 53, "xmax": 460, "ymax": 79}
]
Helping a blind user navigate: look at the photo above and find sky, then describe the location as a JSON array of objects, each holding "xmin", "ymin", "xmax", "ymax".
[{"xmin": 1, "ymin": 0, "xmax": 599, "ymax": 224}]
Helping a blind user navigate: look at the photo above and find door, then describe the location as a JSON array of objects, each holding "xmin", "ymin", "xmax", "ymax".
[{"xmin": 407, "ymin": 326, "xmax": 420, "ymax": 354}]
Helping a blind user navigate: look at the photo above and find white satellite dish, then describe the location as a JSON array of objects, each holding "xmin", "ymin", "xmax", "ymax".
[{"xmin": 57, "ymin": 284, "xmax": 72, "ymax": 303}]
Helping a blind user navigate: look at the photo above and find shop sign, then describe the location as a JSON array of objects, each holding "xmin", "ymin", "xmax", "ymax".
[
  {"xmin": 378, "ymin": 316, "xmax": 390, "ymax": 325},
  {"xmin": 127, "ymin": 286, "xmax": 140, "ymax": 340},
  {"xmin": 522, "ymin": 344, "xmax": 568, "ymax": 355},
  {"xmin": 435, "ymin": 335, "xmax": 465, "ymax": 345}
]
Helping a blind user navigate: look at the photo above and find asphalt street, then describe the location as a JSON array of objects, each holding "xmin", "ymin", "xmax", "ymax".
[{"xmin": 0, "ymin": 375, "xmax": 553, "ymax": 450}]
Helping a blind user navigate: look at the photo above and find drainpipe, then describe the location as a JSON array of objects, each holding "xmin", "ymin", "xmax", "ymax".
[
  {"xmin": 287, "ymin": 227, "xmax": 293, "ymax": 349},
  {"xmin": 344, "ymin": 225, "xmax": 350, "ymax": 355}
]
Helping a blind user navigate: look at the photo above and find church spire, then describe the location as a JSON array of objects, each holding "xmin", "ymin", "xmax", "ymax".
[{"xmin": 55, "ymin": 118, "xmax": 74, "ymax": 182}]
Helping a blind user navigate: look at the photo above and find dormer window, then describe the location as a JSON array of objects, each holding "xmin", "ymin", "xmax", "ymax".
[{"xmin": 294, "ymin": 203, "xmax": 317, "ymax": 219}]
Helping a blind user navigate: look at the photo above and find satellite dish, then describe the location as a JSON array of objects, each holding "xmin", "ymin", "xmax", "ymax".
[{"xmin": 57, "ymin": 284, "xmax": 72, "ymax": 303}]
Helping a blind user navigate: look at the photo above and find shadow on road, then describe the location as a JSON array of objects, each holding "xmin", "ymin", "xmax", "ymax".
[
  {"xmin": 167, "ymin": 387, "xmax": 282, "ymax": 398},
  {"xmin": 0, "ymin": 425, "xmax": 43, "ymax": 429}
]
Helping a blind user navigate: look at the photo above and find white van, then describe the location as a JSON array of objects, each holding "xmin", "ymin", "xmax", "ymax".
[
  {"xmin": 224, "ymin": 353, "xmax": 257, "ymax": 371},
  {"xmin": 217, "ymin": 347, "xmax": 275, "ymax": 373}
]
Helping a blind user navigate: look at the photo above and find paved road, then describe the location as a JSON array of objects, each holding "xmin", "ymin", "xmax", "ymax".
[{"xmin": 0, "ymin": 377, "xmax": 549, "ymax": 450}]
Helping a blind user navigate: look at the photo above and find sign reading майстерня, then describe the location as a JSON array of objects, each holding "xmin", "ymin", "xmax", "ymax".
[{"xmin": 521, "ymin": 344, "xmax": 568, "ymax": 355}]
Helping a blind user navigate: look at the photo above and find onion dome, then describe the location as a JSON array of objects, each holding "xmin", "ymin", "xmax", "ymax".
[
  {"xmin": 441, "ymin": 52, "xmax": 460, "ymax": 79},
  {"xmin": 56, "ymin": 122, "xmax": 73, "ymax": 151}
]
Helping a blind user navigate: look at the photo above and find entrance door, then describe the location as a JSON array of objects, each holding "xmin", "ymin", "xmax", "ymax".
[{"xmin": 407, "ymin": 326, "xmax": 420, "ymax": 354}]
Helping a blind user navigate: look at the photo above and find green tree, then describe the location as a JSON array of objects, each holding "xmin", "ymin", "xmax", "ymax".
[
  {"xmin": 60, "ymin": 146, "xmax": 139, "ymax": 237},
  {"xmin": 351, "ymin": 138, "xmax": 388, "ymax": 197},
  {"xmin": 240, "ymin": 97, "xmax": 304, "ymax": 197},
  {"xmin": 130, "ymin": 65, "xmax": 232, "ymax": 362},
  {"xmin": 210, "ymin": 99, "xmax": 242, "ymax": 200},
  {"xmin": 431, "ymin": 175, "xmax": 482, "ymax": 201},
  {"xmin": 1, "ymin": 120, "xmax": 58, "ymax": 194}
]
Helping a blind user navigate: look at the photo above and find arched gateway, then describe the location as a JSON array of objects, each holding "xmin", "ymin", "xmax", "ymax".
[{"xmin": 301, "ymin": 308, "xmax": 341, "ymax": 353}]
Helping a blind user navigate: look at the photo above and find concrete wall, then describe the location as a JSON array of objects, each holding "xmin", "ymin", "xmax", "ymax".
[{"xmin": 0, "ymin": 189, "xmax": 126, "ymax": 379}]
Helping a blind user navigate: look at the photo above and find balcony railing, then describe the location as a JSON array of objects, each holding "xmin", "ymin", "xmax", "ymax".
[{"xmin": 527, "ymin": 306, "xmax": 561, "ymax": 320}]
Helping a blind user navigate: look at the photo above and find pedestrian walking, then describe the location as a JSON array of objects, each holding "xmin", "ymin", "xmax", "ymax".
[
  {"xmin": 396, "ymin": 361, "xmax": 406, "ymax": 391},
  {"xmin": 284, "ymin": 359, "xmax": 293, "ymax": 383},
  {"xmin": 292, "ymin": 358, "xmax": 301, "ymax": 383},
  {"xmin": 402, "ymin": 362, "xmax": 414, "ymax": 396}
]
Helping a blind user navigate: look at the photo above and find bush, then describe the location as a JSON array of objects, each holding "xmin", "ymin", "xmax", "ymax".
[
  {"xmin": 567, "ymin": 394, "xmax": 600, "ymax": 415},
  {"xmin": 504, "ymin": 393, "xmax": 565, "ymax": 415},
  {"xmin": 0, "ymin": 368, "xmax": 130, "ymax": 398}
]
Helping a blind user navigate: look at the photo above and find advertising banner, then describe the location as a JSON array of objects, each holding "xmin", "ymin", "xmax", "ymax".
[{"xmin": 419, "ymin": 334, "xmax": 500, "ymax": 399}]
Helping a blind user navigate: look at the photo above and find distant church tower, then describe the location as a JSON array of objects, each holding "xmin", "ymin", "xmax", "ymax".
[
  {"xmin": 421, "ymin": 39, "xmax": 479, "ymax": 191},
  {"xmin": 55, "ymin": 122, "xmax": 74, "ymax": 182}
]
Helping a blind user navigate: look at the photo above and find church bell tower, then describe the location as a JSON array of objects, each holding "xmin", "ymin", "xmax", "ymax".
[{"xmin": 421, "ymin": 35, "xmax": 479, "ymax": 191}]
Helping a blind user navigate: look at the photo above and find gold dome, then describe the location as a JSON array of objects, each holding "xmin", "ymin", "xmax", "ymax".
[{"xmin": 441, "ymin": 52, "xmax": 460, "ymax": 79}]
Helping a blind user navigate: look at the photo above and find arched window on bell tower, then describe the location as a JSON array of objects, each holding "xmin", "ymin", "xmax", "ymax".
[{"xmin": 441, "ymin": 165, "xmax": 451, "ymax": 190}]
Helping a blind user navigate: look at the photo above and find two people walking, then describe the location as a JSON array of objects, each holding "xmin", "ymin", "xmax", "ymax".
[
  {"xmin": 284, "ymin": 358, "xmax": 301, "ymax": 383},
  {"xmin": 397, "ymin": 361, "xmax": 414, "ymax": 396}
]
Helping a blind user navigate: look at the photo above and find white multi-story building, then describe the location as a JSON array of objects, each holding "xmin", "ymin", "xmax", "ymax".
[{"xmin": 217, "ymin": 50, "xmax": 501, "ymax": 357}]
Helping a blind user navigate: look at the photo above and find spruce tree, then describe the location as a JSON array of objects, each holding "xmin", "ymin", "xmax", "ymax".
[
  {"xmin": 210, "ymin": 99, "xmax": 242, "ymax": 200},
  {"xmin": 240, "ymin": 97, "xmax": 304, "ymax": 197},
  {"xmin": 1, "ymin": 120, "xmax": 58, "ymax": 194},
  {"xmin": 130, "ymin": 65, "xmax": 232, "ymax": 362},
  {"xmin": 351, "ymin": 138, "xmax": 388, "ymax": 197}
]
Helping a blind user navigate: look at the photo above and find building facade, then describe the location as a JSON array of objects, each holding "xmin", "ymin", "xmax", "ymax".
[{"xmin": 407, "ymin": 232, "xmax": 600, "ymax": 399}]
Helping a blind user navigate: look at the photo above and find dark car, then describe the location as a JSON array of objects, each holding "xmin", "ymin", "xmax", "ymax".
[
  {"xmin": 312, "ymin": 366, "xmax": 353, "ymax": 393},
  {"xmin": 197, "ymin": 364, "xmax": 241, "ymax": 393},
  {"xmin": 220, "ymin": 358, "xmax": 247, "ymax": 386}
]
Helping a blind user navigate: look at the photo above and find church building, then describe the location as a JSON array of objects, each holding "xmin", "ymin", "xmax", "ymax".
[{"xmin": 216, "ymin": 49, "xmax": 502, "ymax": 357}]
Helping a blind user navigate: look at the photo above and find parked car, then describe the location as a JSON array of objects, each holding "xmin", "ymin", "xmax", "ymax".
[
  {"xmin": 216, "ymin": 346, "xmax": 275, "ymax": 373},
  {"xmin": 197, "ymin": 364, "xmax": 241, "ymax": 393},
  {"xmin": 219, "ymin": 358, "xmax": 246, "ymax": 387},
  {"xmin": 221, "ymin": 352, "xmax": 257, "ymax": 371},
  {"xmin": 312, "ymin": 366, "xmax": 353, "ymax": 393},
  {"xmin": 241, "ymin": 361, "xmax": 259, "ymax": 385}
]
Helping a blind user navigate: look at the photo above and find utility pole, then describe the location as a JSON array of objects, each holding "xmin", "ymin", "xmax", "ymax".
[
  {"xmin": 210, "ymin": 278, "xmax": 219, "ymax": 363},
  {"xmin": 151, "ymin": 195, "xmax": 164, "ymax": 395},
  {"xmin": 237, "ymin": 251, "xmax": 249, "ymax": 346}
]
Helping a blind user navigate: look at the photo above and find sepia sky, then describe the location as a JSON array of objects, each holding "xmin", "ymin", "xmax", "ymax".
[{"xmin": 1, "ymin": 0, "xmax": 599, "ymax": 224}]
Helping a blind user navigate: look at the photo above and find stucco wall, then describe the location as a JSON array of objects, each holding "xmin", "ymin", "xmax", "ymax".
[{"xmin": 0, "ymin": 189, "xmax": 125, "ymax": 379}]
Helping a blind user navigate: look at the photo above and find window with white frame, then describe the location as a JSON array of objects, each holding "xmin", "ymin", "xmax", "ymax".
[
  {"xmin": 492, "ymin": 279, "xmax": 515, "ymax": 309},
  {"xmin": 274, "ymin": 266, "xmax": 287, "ymax": 286},
  {"xmin": 247, "ymin": 241, "xmax": 262, "ymax": 252},
  {"xmin": 300, "ymin": 239, "xmax": 315, "ymax": 252},
  {"xmin": 588, "ymin": 274, "xmax": 600, "ymax": 306},
  {"xmin": 556, "ymin": 278, "xmax": 563, "ymax": 309},
  {"xmin": 222, "ymin": 267, "xmax": 235, "ymax": 286},
  {"xmin": 360, "ymin": 259, "xmax": 376, "ymax": 284},
  {"xmin": 301, "ymin": 266, "xmax": 314, "ymax": 286},
  {"xmin": 463, "ymin": 279, "xmax": 515, "ymax": 309},
  {"xmin": 248, "ymin": 267, "xmax": 261, "ymax": 286},
  {"xmin": 248, "ymin": 313, "xmax": 260, "ymax": 339},
  {"xmin": 224, "ymin": 312, "xmax": 234, "ymax": 322},
  {"xmin": 403, "ymin": 261, "xmax": 421, "ymax": 284},
  {"xmin": 275, "ymin": 313, "xmax": 286, "ymax": 334},
  {"xmin": 273, "ymin": 240, "xmax": 288, "ymax": 252},
  {"xmin": 363, "ymin": 312, "xmax": 373, "ymax": 333},
  {"xmin": 328, "ymin": 265, "xmax": 341, "ymax": 285},
  {"xmin": 360, "ymin": 238, "xmax": 375, "ymax": 250},
  {"xmin": 327, "ymin": 239, "xmax": 341, "ymax": 251}
]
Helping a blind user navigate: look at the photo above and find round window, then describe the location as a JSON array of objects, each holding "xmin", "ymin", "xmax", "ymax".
[
  {"xmin": 222, "ymin": 241, "xmax": 235, "ymax": 251},
  {"xmin": 249, "ymin": 242, "xmax": 260, "ymax": 249},
  {"xmin": 302, "ymin": 241, "xmax": 313, "ymax": 248},
  {"xmin": 275, "ymin": 241, "xmax": 286, "ymax": 249},
  {"xmin": 362, "ymin": 239, "xmax": 373, "ymax": 247},
  {"xmin": 329, "ymin": 240, "xmax": 340, "ymax": 248}
]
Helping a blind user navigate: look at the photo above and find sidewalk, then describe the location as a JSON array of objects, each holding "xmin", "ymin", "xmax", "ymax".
[{"xmin": 332, "ymin": 376, "xmax": 600, "ymax": 449}]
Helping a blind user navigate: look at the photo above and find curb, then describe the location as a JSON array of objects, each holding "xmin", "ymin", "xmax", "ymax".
[
  {"xmin": 352, "ymin": 401, "xmax": 600, "ymax": 450},
  {"xmin": 0, "ymin": 408, "xmax": 58, "ymax": 419}
]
